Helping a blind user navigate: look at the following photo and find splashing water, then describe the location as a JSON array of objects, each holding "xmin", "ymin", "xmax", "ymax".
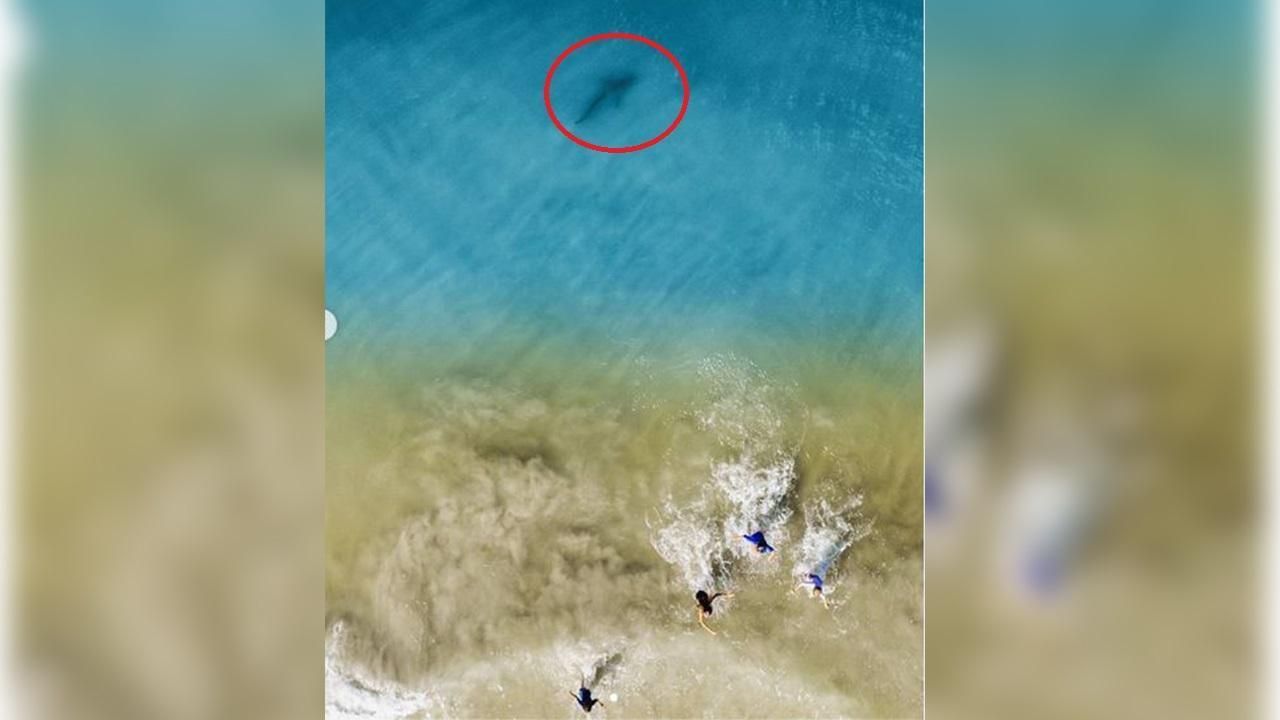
[
  {"xmin": 652, "ymin": 357, "xmax": 800, "ymax": 590},
  {"xmin": 693, "ymin": 355, "xmax": 799, "ymax": 452},
  {"xmin": 712, "ymin": 454, "xmax": 795, "ymax": 553},
  {"xmin": 325, "ymin": 621, "xmax": 439, "ymax": 720},
  {"xmin": 553, "ymin": 639, "xmax": 628, "ymax": 691},
  {"xmin": 651, "ymin": 498, "xmax": 725, "ymax": 592},
  {"xmin": 793, "ymin": 495, "xmax": 873, "ymax": 594}
]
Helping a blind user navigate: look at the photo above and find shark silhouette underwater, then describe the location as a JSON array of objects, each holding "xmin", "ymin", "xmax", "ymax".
[{"xmin": 574, "ymin": 72, "xmax": 639, "ymax": 125}]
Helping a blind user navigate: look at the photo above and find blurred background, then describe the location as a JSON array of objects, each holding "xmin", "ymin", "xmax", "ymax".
[
  {"xmin": 927, "ymin": 0, "xmax": 1258, "ymax": 718},
  {"xmin": 13, "ymin": 0, "xmax": 322, "ymax": 718},
  {"xmin": 5, "ymin": 0, "xmax": 1263, "ymax": 719}
]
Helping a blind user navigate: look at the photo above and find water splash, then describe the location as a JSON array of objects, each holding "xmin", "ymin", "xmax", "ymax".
[
  {"xmin": 693, "ymin": 355, "xmax": 792, "ymax": 450},
  {"xmin": 552, "ymin": 638, "xmax": 628, "ymax": 690},
  {"xmin": 651, "ymin": 497, "xmax": 726, "ymax": 591},
  {"xmin": 712, "ymin": 453, "xmax": 795, "ymax": 547},
  {"xmin": 793, "ymin": 495, "xmax": 872, "ymax": 594},
  {"xmin": 325, "ymin": 621, "xmax": 439, "ymax": 720},
  {"xmin": 651, "ymin": 356, "xmax": 803, "ymax": 591}
]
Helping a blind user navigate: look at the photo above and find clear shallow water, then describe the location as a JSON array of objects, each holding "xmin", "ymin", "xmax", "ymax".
[{"xmin": 326, "ymin": 0, "xmax": 921, "ymax": 717}]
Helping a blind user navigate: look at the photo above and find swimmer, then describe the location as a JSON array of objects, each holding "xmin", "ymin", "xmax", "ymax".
[
  {"xmin": 742, "ymin": 531, "xmax": 775, "ymax": 554},
  {"xmin": 793, "ymin": 573, "xmax": 831, "ymax": 608},
  {"xmin": 695, "ymin": 590, "xmax": 735, "ymax": 635},
  {"xmin": 570, "ymin": 686, "xmax": 603, "ymax": 713}
]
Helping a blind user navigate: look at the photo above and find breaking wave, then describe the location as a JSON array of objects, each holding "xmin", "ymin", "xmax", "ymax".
[
  {"xmin": 793, "ymin": 494, "xmax": 873, "ymax": 595},
  {"xmin": 325, "ymin": 621, "xmax": 440, "ymax": 720},
  {"xmin": 651, "ymin": 355, "xmax": 800, "ymax": 591}
]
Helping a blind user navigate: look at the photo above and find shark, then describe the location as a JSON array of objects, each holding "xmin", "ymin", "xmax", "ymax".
[{"xmin": 574, "ymin": 72, "xmax": 639, "ymax": 125}]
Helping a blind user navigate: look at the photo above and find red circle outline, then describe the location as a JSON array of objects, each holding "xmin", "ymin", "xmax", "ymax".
[{"xmin": 543, "ymin": 32, "xmax": 690, "ymax": 154}]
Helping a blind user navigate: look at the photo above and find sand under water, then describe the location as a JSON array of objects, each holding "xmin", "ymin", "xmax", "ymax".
[{"xmin": 325, "ymin": 351, "xmax": 920, "ymax": 718}]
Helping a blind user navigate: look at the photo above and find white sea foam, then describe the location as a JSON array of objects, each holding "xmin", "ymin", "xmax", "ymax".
[
  {"xmin": 328, "ymin": 628, "xmax": 863, "ymax": 717},
  {"xmin": 793, "ymin": 495, "xmax": 872, "ymax": 593},
  {"xmin": 650, "ymin": 453, "xmax": 796, "ymax": 588},
  {"xmin": 694, "ymin": 355, "xmax": 790, "ymax": 450},
  {"xmin": 651, "ymin": 498, "xmax": 724, "ymax": 591},
  {"xmin": 325, "ymin": 622, "xmax": 438, "ymax": 720},
  {"xmin": 653, "ymin": 356, "xmax": 801, "ymax": 588},
  {"xmin": 551, "ymin": 638, "xmax": 628, "ymax": 690},
  {"xmin": 712, "ymin": 454, "xmax": 795, "ymax": 551}
]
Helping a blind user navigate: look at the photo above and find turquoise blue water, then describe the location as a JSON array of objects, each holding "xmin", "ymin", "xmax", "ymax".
[{"xmin": 326, "ymin": 0, "xmax": 921, "ymax": 369}]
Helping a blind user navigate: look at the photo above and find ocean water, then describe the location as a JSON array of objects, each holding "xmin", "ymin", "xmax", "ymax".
[{"xmin": 326, "ymin": 0, "xmax": 922, "ymax": 717}]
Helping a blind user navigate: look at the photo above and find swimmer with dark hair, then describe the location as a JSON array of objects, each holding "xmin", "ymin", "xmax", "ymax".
[
  {"xmin": 571, "ymin": 686, "xmax": 603, "ymax": 713},
  {"xmin": 695, "ymin": 590, "xmax": 735, "ymax": 635},
  {"xmin": 794, "ymin": 573, "xmax": 831, "ymax": 608},
  {"xmin": 743, "ymin": 531, "xmax": 775, "ymax": 554}
]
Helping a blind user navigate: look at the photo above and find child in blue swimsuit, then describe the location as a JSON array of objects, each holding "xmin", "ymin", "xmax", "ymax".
[
  {"xmin": 571, "ymin": 687, "xmax": 603, "ymax": 713},
  {"xmin": 743, "ymin": 531, "xmax": 775, "ymax": 554},
  {"xmin": 794, "ymin": 573, "xmax": 830, "ymax": 608}
]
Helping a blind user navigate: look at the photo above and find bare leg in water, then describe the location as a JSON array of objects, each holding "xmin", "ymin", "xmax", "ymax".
[{"xmin": 695, "ymin": 590, "xmax": 735, "ymax": 635}]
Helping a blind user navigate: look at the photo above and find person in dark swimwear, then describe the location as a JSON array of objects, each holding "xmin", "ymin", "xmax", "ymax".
[
  {"xmin": 695, "ymin": 589, "xmax": 735, "ymax": 635},
  {"xmin": 794, "ymin": 573, "xmax": 830, "ymax": 608},
  {"xmin": 743, "ymin": 531, "xmax": 775, "ymax": 554},
  {"xmin": 570, "ymin": 686, "xmax": 603, "ymax": 713}
]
